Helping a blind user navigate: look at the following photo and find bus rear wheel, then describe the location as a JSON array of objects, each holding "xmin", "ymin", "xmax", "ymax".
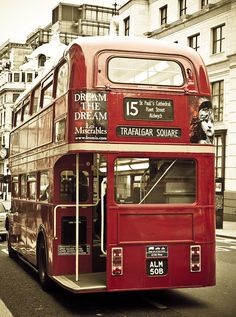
[
  {"xmin": 38, "ymin": 240, "xmax": 52, "ymax": 291},
  {"xmin": 7, "ymin": 236, "xmax": 18, "ymax": 259}
]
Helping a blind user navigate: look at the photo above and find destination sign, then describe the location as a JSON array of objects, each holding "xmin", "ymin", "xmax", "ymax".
[
  {"xmin": 124, "ymin": 98, "xmax": 174, "ymax": 121},
  {"xmin": 116, "ymin": 126, "xmax": 181, "ymax": 138}
]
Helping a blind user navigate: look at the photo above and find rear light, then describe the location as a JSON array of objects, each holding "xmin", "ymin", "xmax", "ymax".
[
  {"xmin": 190, "ymin": 245, "xmax": 201, "ymax": 272},
  {"xmin": 112, "ymin": 247, "xmax": 123, "ymax": 275}
]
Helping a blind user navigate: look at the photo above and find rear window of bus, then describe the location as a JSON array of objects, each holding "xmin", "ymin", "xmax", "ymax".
[{"xmin": 108, "ymin": 57, "xmax": 184, "ymax": 86}]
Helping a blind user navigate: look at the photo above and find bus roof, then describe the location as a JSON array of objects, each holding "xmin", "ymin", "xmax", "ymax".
[
  {"xmin": 14, "ymin": 36, "xmax": 205, "ymax": 107},
  {"xmin": 66, "ymin": 36, "xmax": 202, "ymax": 63}
]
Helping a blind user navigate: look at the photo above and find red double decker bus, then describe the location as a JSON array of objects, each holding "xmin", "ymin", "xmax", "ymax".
[{"xmin": 6, "ymin": 36, "xmax": 215, "ymax": 293}]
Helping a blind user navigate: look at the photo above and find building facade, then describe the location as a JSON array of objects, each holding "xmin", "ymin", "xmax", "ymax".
[
  {"xmin": 0, "ymin": 41, "xmax": 37, "ymax": 199},
  {"xmin": 0, "ymin": 2, "xmax": 115, "ymax": 200},
  {"xmin": 116, "ymin": 0, "xmax": 236, "ymax": 221}
]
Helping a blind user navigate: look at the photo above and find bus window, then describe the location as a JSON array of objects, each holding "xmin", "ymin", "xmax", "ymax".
[
  {"xmin": 20, "ymin": 174, "xmax": 27, "ymax": 199},
  {"xmin": 22, "ymin": 95, "xmax": 31, "ymax": 122},
  {"xmin": 41, "ymin": 76, "xmax": 53, "ymax": 108},
  {"xmin": 55, "ymin": 119, "xmax": 66, "ymax": 142},
  {"xmin": 114, "ymin": 158, "xmax": 196, "ymax": 204},
  {"xmin": 56, "ymin": 62, "xmax": 68, "ymax": 97},
  {"xmin": 39, "ymin": 171, "xmax": 49, "ymax": 201},
  {"xmin": 32, "ymin": 86, "xmax": 40, "ymax": 114},
  {"xmin": 108, "ymin": 57, "xmax": 184, "ymax": 86},
  {"xmin": 14, "ymin": 109, "xmax": 22, "ymax": 127},
  {"xmin": 12, "ymin": 176, "xmax": 19, "ymax": 197},
  {"xmin": 28, "ymin": 173, "xmax": 37, "ymax": 200},
  {"xmin": 60, "ymin": 170, "xmax": 89, "ymax": 203}
]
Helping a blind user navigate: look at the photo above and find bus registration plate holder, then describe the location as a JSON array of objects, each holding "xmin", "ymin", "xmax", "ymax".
[{"xmin": 146, "ymin": 258, "xmax": 168, "ymax": 276}]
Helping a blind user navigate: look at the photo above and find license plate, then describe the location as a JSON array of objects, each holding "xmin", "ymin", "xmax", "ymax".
[{"xmin": 146, "ymin": 258, "xmax": 168, "ymax": 276}]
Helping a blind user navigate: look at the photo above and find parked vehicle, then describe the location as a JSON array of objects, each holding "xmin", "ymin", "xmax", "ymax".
[{"xmin": 0, "ymin": 202, "xmax": 7, "ymax": 241}]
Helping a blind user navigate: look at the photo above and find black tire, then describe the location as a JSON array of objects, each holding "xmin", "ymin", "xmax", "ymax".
[
  {"xmin": 38, "ymin": 239, "xmax": 53, "ymax": 291},
  {"xmin": 7, "ymin": 235, "xmax": 18, "ymax": 259},
  {"xmin": 0, "ymin": 234, "xmax": 7, "ymax": 242}
]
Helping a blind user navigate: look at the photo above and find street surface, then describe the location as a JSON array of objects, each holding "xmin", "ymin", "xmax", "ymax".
[{"xmin": 0, "ymin": 237, "xmax": 236, "ymax": 317}]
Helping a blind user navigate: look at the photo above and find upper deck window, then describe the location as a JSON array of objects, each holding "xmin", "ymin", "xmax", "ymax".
[
  {"xmin": 56, "ymin": 62, "xmax": 68, "ymax": 97},
  {"xmin": 32, "ymin": 86, "xmax": 40, "ymax": 114},
  {"xmin": 108, "ymin": 57, "xmax": 184, "ymax": 86}
]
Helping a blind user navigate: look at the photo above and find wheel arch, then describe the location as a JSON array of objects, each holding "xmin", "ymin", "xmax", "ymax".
[{"xmin": 36, "ymin": 225, "xmax": 48, "ymax": 269}]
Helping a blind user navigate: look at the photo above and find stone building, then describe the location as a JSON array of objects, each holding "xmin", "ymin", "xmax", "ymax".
[
  {"xmin": 115, "ymin": 0, "xmax": 236, "ymax": 221},
  {"xmin": 0, "ymin": 2, "xmax": 115, "ymax": 200},
  {"xmin": 0, "ymin": 41, "xmax": 37, "ymax": 198}
]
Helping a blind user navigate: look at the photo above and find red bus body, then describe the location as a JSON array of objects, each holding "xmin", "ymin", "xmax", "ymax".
[{"xmin": 7, "ymin": 36, "xmax": 215, "ymax": 293}]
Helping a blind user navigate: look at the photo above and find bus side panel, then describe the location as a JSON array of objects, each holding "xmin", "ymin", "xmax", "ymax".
[{"xmin": 52, "ymin": 206, "xmax": 93, "ymax": 276}]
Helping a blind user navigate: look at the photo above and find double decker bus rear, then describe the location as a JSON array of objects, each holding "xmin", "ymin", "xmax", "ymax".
[{"xmin": 8, "ymin": 37, "xmax": 215, "ymax": 293}]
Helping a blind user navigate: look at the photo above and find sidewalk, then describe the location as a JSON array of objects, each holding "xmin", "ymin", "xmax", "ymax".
[{"xmin": 216, "ymin": 221, "xmax": 236, "ymax": 239}]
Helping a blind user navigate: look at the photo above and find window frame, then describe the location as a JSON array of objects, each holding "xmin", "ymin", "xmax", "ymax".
[
  {"xmin": 20, "ymin": 174, "xmax": 27, "ymax": 199},
  {"xmin": 179, "ymin": 0, "xmax": 187, "ymax": 17},
  {"xmin": 160, "ymin": 5, "xmax": 168, "ymax": 26},
  {"xmin": 41, "ymin": 79, "xmax": 54, "ymax": 109},
  {"xmin": 107, "ymin": 56, "xmax": 184, "ymax": 87},
  {"xmin": 188, "ymin": 33, "xmax": 200, "ymax": 51},
  {"xmin": 12, "ymin": 176, "xmax": 19, "ymax": 198},
  {"xmin": 212, "ymin": 24, "xmax": 225, "ymax": 54},
  {"xmin": 124, "ymin": 16, "xmax": 130, "ymax": 36},
  {"xmin": 55, "ymin": 61, "xmax": 69, "ymax": 98},
  {"xmin": 39, "ymin": 171, "xmax": 50, "ymax": 201},
  {"xmin": 27, "ymin": 173, "xmax": 37, "ymax": 200},
  {"xmin": 31, "ymin": 85, "xmax": 41, "ymax": 115},
  {"xmin": 114, "ymin": 157, "xmax": 196, "ymax": 205},
  {"xmin": 211, "ymin": 80, "xmax": 224, "ymax": 122},
  {"xmin": 215, "ymin": 131, "xmax": 226, "ymax": 179}
]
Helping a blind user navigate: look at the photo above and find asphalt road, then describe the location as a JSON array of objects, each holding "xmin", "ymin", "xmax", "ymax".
[{"xmin": 0, "ymin": 237, "xmax": 236, "ymax": 317}]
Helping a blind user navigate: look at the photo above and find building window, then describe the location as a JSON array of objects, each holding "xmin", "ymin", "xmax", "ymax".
[
  {"xmin": 13, "ymin": 73, "xmax": 20, "ymax": 82},
  {"xmin": 13, "ymin": 94, "xmax": 20, "ymax": 102},
  {"xmin": 62, "ymin": 5, "xmax": 73, "ymax": 21},
  {"xmin": 38, "ymin": 54, "xmax": 46, "ymax": 67},
  {"xmin": 212, "ymin": 24, "xmax": 225, "ymax": 54},
  {"xmin": 52, "ymin": 6, "xmax": 59, "ymax": 24},
  {"xmin": 8, "ymin": 73, "xmax": 12, "ymax": 82},
  {"xmin": 85, "ymin": 8, "xmax": 97, "ymax": 20},
  {"xmin": 211, "ymin": 80, "xmax": 224, "ymax": 122},
  {"xmin": 201, "ymin": 0, "xmax": 208, "ymax": 9},
  {"xmin": 179, "ymin": 0, "xmax": 187, "ymax": 17},
  {"xmin": 27, "ymin": 73, "xmax": 33, "ymax": 82},
  {"xmin": 188, "ymin": 33, "xmax": 200, "ymax": 51},
  {"xmin": 160, "ymin": 5, "xmax": 168, "ymax": 25},
  {"xmin": 124, "ymin": 16, "xmax": 130, "ymax": 36},
  {"xmin": 215, "ymin": 131, "xmax": 226, "ymax": 179}
]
